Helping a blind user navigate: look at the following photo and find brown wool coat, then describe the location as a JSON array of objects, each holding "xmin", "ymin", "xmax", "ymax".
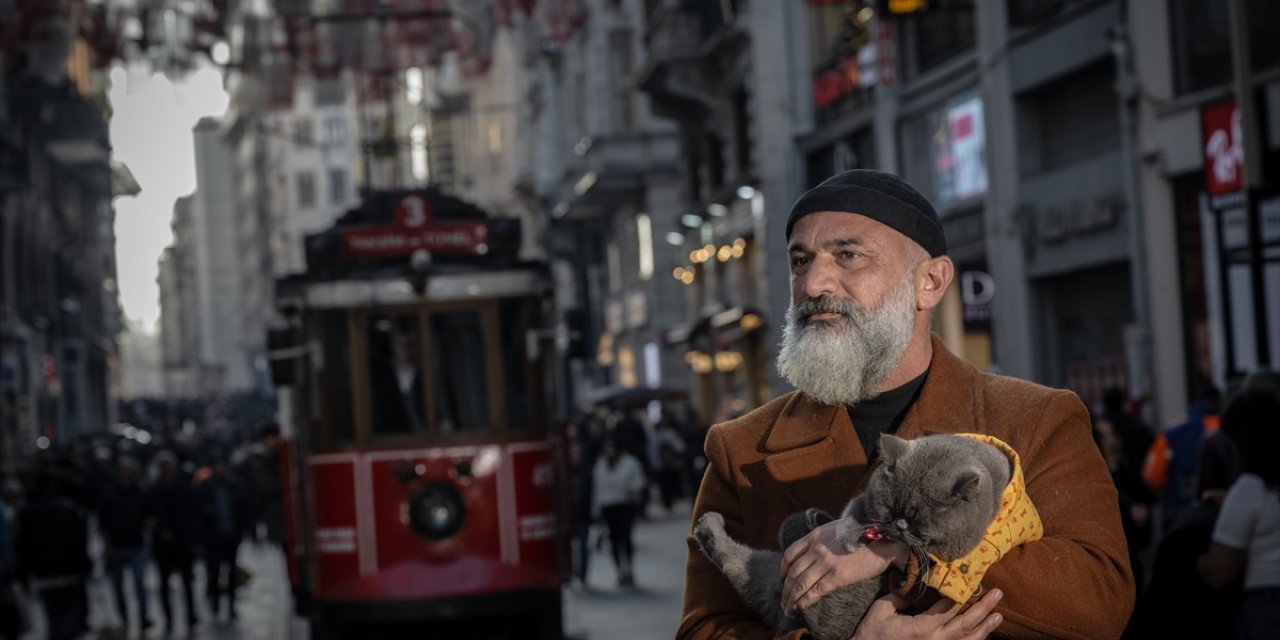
[{"xmin": 677, "ymin": 336, "xmax": 1135, "ymax": 640}]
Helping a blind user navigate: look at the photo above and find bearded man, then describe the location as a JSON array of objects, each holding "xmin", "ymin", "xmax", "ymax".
[{"xmin": 677, "ymin": 170, "xmax": 1134, "ymax": 640}]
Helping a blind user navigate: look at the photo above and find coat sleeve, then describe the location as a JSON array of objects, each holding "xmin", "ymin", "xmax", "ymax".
[
  {"xmin": 983, "ymin": 391, "xmax": 1135, "ymax": 639},
  {"xmin": 676, "ymin": 426, "xmax": 809, "ymax": 640}
]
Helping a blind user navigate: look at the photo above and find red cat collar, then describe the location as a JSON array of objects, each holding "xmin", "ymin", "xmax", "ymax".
[{"xmin": 863, "ymin": 525, "xmax": 886, "ymax": 541}]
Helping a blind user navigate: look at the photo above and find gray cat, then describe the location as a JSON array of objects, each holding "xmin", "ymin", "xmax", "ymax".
[{"xmin": 693, "ymin": 433, "xmax": 1012, "ymax": 640}]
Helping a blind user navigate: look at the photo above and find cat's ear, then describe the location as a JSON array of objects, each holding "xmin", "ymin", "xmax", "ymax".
[
  {"xmin": 952, "ymin": 469, "xmax": 983, "ymax": 502},
  {"xmin": 880, "ymin": 434, "xmax": 911, "ymax": 463}
]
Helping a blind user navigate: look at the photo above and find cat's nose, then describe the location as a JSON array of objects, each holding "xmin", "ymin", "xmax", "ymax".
[{"xmin": 895, "ymin": 518, "xmax": 909, "ymax": 531}]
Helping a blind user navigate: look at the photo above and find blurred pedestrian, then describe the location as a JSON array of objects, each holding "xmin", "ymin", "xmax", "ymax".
[
  {"xmin": 238, "ymin": 422, "xmax": 285, "ymax": 547},
  {"xmin": 1144, "ymin": 385, "xmax": 1221, "ymax": 526},
  {"xmin": 651, "ymin": 414, "xmax": 686, "ymax": 514},
  {"xmin": 147, "ymin": 451, "xmax": 199, "ymax": 634},
  {"xmin": 1093, "ymin": 412, "xmax": 1156, "ymax": 585},
  {"xmin": 566, "ymin": 414, "xmax": 599, "ymax": 587},
  {"xmin": 101, "ymin": 460, "xmax": 153, "ymax": 631},
  {"xmin": 15, "ymin": 467, "xmax": 91, "ymax": 640},
  {"xmin": 1138, "ymin": 429, "xmax": 1240, "ymax": 639},
  {"xmin": 198, "ymin": 459, "xmax": 246, "ymax": 619},
  {"xmin": 1199, "ymin": 389, "xmax": 1280, "ymax": 640},
  {"xmin": 591, "ymin": 437, "xmax": 645, "ymax": 588},
  {"xmin": 1102, "ymin": 386, "xmax": 1153, "ymax": 473},
  {"xmin": 1092, "ymin": 408, "xmax": 1156, "ymax": 640},
  {"xmin": 612, "ymin": 409, "xmax": 651, "ymax": 518}
]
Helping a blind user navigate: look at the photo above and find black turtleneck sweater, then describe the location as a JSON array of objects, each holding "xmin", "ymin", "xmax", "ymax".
[{"xmin": 846, "ymin": 370, "xmax": 929, "ymax": 460}]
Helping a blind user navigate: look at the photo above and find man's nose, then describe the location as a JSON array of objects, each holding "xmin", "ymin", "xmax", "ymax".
[{"xmin": 799, "ymin": 257, "xmax": 838, "ymax": 300}]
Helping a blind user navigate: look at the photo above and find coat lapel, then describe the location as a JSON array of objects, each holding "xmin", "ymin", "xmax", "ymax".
[
  {"xmin": 760, "ymin": 394, "xmax": 869, "ymax": 515},
  {"xmin": 897, "ymin": 335, "xmax": 983, "ymax": 439}
]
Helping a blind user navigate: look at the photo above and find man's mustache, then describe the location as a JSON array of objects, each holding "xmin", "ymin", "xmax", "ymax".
[{"xmin": 792, "ymin": 297, "xmax": 858, "ymax": 324}]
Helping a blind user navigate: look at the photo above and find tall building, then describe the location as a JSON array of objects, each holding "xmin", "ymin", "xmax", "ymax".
[
  {"xmin": 191, "ymin": 118, "xmax": 252, "ymax": 394},
  {"xmin": 157, "ymin": 195, "xmax": 203, "ymax": 400},
  {"xmin": 1, "ymin": 1, "xmax": 130, "ymax": 461}
]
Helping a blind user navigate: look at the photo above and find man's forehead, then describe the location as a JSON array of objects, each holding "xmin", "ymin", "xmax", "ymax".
[{"xmin": 788, "ymin": 211, "xmax": 909, "ymax": 250}]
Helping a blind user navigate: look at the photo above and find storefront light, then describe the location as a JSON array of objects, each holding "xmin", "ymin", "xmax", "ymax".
[
  {"xmin": 708, "ymin": 203, "xmax": 728, "ymax": 218},
  {"xmin": 666, "ymin": 231, "xmax": 685, "ymax": 246},
  {"xmin": 741, "ymin": 313, "xmax": 762, "ymax": 331},
  {"xmin": 717, "ymin": 245, "xmax": 732, "ymax": 262},
  {"xmin": 685, "ymin": 351, "xmax": 714, "ymax": 375},
  {"xmin": 736, "ymin": 185, "xmax": 755, "ymax": 200},
  {"xmin": 681, "ymin": 213, "xmax": 704, "ymax": 228},
  {"xmin": 714, "ymin": 351, "xmax": 743, "ymax": 373}
]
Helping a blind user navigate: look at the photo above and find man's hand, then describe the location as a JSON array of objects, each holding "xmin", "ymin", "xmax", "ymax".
[
  {"xmin": 779, "ymin": 520, "xmax": 906, "ymax": 613},
  {"xmin": 851, "ymin": 589, "xmax": 1004, "ymax": 640}
]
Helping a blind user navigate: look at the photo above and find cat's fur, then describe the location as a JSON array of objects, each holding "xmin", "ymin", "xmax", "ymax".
[{"xmin": 693, "ymin": 433, "xmax": 1012, "ymax": 640}]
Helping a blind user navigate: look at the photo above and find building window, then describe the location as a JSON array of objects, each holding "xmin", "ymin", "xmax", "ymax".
[
  {"xmin": 323, "ymin": 116, "xmax": 347, "ymax": 146},
  {"xmin": 806, "ymin": 128, "xmax": 876, "ymax": 188},
  {"xmin": 405, "ymin": 67, "xmax": 424, "ymax": 105},
  {"xmin": 1017, "ymin": 63, "xmax": 1119, "ymax": 176},
  {"xmin": 1248, "ymin": 0, "xmax": 1280, "ymax": 73},
  {"xmin": 328, "ymin": 168, "xmax": 347, "ymax": 205},
  {"xmin": 297, "ymin": 171, "xmax": 316, "ymax": 209},
  {"xmin": 487, "ymin": 120, "xmax": 503, "ymax": 172},
  {"xmin": 636, "ymin": 212, "xmax": 653, "ymax": 281},
  {"xmin": 609, "ymin": 29, "xmax": 635, "ymax": 131},
  {"xmin": 295, "ymin": 117, "xmax": 313, "ymax": 146},
  {"xmin": 410, "ymin": 124, "xmax": 429, "ymax": 182},
  {"xmin": 807, "ymin": 1, "xmax": 876, "ymax": 124},
  {"xmin": 1169, "ymin": 0, "xmax": 1232, "ymax": 95},
  {"xmin": 907, "ymin": 0, "xmax": 976, "ymax": 75}
]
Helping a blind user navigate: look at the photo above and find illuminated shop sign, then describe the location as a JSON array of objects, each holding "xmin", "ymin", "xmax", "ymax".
[{"xmin": 901, "ymin": 92, "xmax": 988, "ymax": 212}]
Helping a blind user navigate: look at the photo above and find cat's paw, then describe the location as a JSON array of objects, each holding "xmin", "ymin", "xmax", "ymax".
[
  {"xmin": 695, "ymin": 511, "xmax": 727, "ymax": 536},
  {"xmin": 804, "ymin": 508, "xmax": 835, "ymax": 528},
  {"xmin": 693, "ymin": 512, "xmax": 727, "ymax": 562}
]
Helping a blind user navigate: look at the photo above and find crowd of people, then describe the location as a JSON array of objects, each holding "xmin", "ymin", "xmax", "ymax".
[
  {"xmin": 0, "ymin": 422, "xmax": 285, "ymax": 639},
  {"xmin": 1094, "ymin": 371, "xmax": 1280, "ymax": 640}
]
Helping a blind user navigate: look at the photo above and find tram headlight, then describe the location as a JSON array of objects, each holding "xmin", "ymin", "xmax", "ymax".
[{"xmin": 408, "ymin": 482, "xmax": 466, "ymax": 541}]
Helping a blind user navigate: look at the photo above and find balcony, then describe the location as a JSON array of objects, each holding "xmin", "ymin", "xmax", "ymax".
[
  {"xmin": 553, "ymin": 131, "xmax": 681, "ymax": 220},
  {"xmin": 634, "ymin": 1, "xmax": 748, "ymax": 125}
]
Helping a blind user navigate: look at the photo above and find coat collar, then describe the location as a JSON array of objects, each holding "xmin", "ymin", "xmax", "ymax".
[{"xmin": 760, "ymin": 335, "xmax": 985, "ymax": 510}]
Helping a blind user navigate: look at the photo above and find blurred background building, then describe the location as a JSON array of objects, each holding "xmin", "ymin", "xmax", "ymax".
[{"xmin": 1, "ymin": 0, "xmax": 1277, "ymax": 465}]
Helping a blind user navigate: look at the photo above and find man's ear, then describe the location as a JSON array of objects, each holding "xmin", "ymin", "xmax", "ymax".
[{"xmin": 916, "ymin": 256, "xmax": 954, "ymax": 311}]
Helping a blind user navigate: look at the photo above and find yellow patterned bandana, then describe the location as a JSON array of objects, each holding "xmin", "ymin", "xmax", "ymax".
[{"xmin": 921, "ymin": 433, "xmax": 1043, "ymax": 603}]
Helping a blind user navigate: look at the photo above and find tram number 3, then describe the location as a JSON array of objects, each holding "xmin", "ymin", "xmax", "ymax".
[{"xmin": 398, "ymin": 196, "xmax": 429, "ymax": 228}]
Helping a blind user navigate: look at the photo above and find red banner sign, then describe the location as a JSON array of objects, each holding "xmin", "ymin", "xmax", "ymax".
[
  {"xmin": 1202, "ymin": 100, "xmax": 1243, "ymax": 196},
  {"xmin": 340, "ymin": 194, "xmax": 489, "ymax": 258}
]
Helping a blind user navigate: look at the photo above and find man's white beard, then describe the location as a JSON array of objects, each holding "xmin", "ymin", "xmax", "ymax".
[{"xmin": 776, "ymin": 276, "xmax": 918, "ymax": 406}]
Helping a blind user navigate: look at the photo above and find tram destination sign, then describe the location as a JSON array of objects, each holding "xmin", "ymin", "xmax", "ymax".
[{"xmin": 340, "ymin": 194, "xmax": 489, "ymax": 259}]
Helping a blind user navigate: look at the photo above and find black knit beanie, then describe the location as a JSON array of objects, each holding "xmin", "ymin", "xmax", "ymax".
[{"xmin": 784, "ymin": 170, "xmax": 947, "ymax": 257}]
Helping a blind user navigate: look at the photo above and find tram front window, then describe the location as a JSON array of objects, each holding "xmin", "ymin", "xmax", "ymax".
[
  {"xmin": 319, "ymin": 310, "xmax": 355, "ymax": 445},
  {"xmin": 430, "ymin": 310, "xmax": 490, "ymax": 432},
  {"xmin": 368, "ymin": 314, "xmax": 426, "ymax": 435}
]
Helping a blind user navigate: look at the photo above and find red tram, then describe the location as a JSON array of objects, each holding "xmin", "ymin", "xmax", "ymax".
[{"xmin": 268, "ymin": 189, "xmax": 565, "ymax": 638}]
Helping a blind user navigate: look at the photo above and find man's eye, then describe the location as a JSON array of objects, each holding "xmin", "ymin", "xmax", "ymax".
[
  {"xmin": 838, "ymin": 251, "xmax": 858, "ymax": 260},
  {"xmin": 790, "ymin": 256, "xmax": 810, "ymax": 268}
]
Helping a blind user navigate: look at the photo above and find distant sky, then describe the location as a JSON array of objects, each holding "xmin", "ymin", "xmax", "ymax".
[{"xmin": 109, "ymin": 62, "xmax": 229, "ymax": 334}]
